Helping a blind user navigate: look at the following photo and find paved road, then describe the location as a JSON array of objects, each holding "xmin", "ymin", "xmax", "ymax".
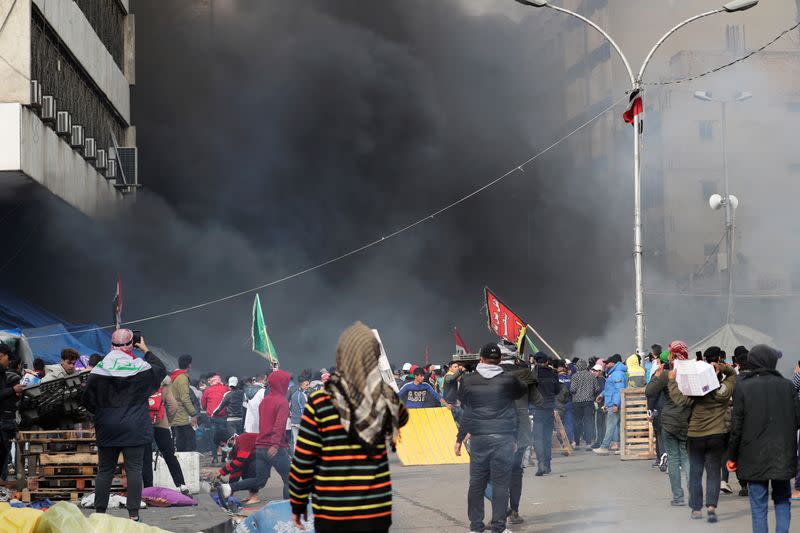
[
  {"xmin": 95, "ymin": 449, "xmax": 767, "ymax": 532},
  {"xmin": 389, "ymin": 450, "xmax": 758, "ymax": 533}
]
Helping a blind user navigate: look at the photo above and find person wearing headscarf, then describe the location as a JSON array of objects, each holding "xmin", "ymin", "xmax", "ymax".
[
  {"xmin": 81, "ymin": 329, "xmax": 166, "ymax": 522},
  {"xmin": 668, "ymin": 344, "xmax": 736, "ymax": 522},
  {"xmin": 290, "ymin": 322, "xmax": 408, "ymax": 533},
  {"xmin": 728, "ymin": 344, "xmax": 800, "ymax": 533},
  {"xmin": 644, "ymin": 340, "xmax": 693, "ymax": 505}
]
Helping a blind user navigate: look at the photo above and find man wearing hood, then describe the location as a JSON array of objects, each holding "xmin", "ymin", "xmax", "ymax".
[
  {"xmin": 455, "ymin": 343, "xmax": 526, "ymax": 533},
  {"xmin": 728, "ymin": 344, "xmax": 800, "ymax": 533},
  {"xmin": 218, "ymin": 369, "xmax": 292, "ymax": 504},
  {"xmin": 594, "ymin": 354, "xmax": 627, "ymax": 455},
  {"xmin": 571, "ymin": 359, "xmax": 600, "ymax": 450},
  {"xmin": 81, "ymin": 329, "xmax": 167, "ymax": 522},
  {"xmin": 627, "ymin": 353, "xmax": 646, "ymax": 388}
]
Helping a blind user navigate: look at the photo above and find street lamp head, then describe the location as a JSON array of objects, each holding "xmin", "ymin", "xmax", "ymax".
[
  {"xmin": 694, "ymin": 91, "xmax": 713, "ymax": 102},
  {"xmin": 735, "ymin": 91, "xmax": 753, "ymax": 102},
  {"xmin": 723, "ymin": 0, "xmax": 759, "ymax": 12},
  {"xmin": 515, "ymin": 0, "xmax": 549, "ymax": 7}
]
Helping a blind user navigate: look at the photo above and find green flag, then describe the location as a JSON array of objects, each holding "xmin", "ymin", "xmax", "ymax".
[
  {"xmin": 252, "ymin": 294, "xmax": 279, "ymax": 367},
  {"xmin": 525, "ymin": 335, "xmax": 540, "ymax": 354}
]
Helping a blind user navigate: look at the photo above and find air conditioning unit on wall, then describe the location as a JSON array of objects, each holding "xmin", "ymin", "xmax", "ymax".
[
  {"xmin": 95, "ymin": 149, "xmax": 107, "ymax": 170},
  {"xmin": 41, "ymin": 96, "xmax": 55, "ymax": 123},
  {"xmin": 56, "ymin": 111, "xmax": 71, "ymax": 137},
  {"xmin": 70, "ymin": 125, "xmax": 84, "ymax": 149},
  {"xmin": 106, "ymin": 158, "xmax": 117, "ymax": 180},
  {"xmin": 84, "ymin": 138, "xmax": 97, "ymax": 160},
  {"xmin": 30, "ymin": 80, "xmax": 42, "ymax": 108}
]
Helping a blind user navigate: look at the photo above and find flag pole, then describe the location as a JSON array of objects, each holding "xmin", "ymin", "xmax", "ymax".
[{"xmin": 526, "ymin": 324, "xmax": 561, "ymax": 360}]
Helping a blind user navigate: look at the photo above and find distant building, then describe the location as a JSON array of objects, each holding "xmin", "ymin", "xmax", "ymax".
[{"xmin": 0, "ymin": 0, "xmax": 137, "ymax": 216}]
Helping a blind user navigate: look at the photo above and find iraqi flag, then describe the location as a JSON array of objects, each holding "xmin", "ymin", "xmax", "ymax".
[
  {"xmin": 112, "ymin": 274, "xmax": 122, "ymax": 329},
  {"xmin": 622, "ymin": 89, "xmax": 643, "ymax": 126},
  {"xmin": 453, "ymin": 327, "xmax": 470, "ymax": 355}
]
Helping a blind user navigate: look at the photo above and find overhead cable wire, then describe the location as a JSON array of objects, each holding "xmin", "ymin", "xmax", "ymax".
[
  {"xmin": 27, "ymin": 95, "xmax": 628, "ymax": 339},
  {"xmin": 644, "ymin": 20, "xmax": 800, "ymax": 86}
]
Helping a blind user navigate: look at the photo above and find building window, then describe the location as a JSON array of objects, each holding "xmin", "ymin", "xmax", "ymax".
[{"xmin": 699, "ymin": 120, "xmax": 714, "ymax": 140}]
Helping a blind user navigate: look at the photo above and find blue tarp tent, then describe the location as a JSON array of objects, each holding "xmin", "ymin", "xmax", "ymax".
[
  {"xmin": 0, "ymin": 290, "xmax": 112, "ymax": 363},
  {"xmin": 22, "ymin": 324, "xmax": 109, "ymax": 364}
]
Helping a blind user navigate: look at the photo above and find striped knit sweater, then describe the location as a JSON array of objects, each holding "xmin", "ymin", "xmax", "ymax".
[{"xmin": 289, "ymin": 389, "xmax": 408, "ymax": 533}]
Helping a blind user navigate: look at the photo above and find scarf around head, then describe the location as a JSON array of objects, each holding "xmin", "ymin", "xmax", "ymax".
[
  {"xmin": 91, "ymin": 349, "xmax": 151, "ymax": 377},
  {"xmin": 325, "ymin": 321, "xmax": 402, "ymax": 449}
]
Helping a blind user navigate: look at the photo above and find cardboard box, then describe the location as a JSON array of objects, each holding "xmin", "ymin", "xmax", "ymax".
[{"xmin": 674, "ymin": 359, "xmax": 720, "ymax": 397}]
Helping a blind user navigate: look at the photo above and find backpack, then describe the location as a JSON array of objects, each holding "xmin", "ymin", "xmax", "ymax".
[{"xmin": 149, "ymin": 388, "xmax": 166, "ymax": 424}]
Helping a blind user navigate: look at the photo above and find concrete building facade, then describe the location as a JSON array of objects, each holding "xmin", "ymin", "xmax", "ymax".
[{"xmin": 0, "ymin": 0, "xmax": 136, "ymax": 216}]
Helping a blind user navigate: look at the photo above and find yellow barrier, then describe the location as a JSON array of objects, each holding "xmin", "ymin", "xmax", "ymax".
[{"xmin": 396, "ymin": 407, "xmax": 470, "ymax": 465}]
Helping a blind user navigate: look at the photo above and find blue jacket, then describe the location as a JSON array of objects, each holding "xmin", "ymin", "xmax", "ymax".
[
  {"xmin": 289, "ymin": 388, "xmax": 308, "ymax": 425},
  {"xmin": 603, "ymin": 362, "xmax": 627, "ymax": 409}
]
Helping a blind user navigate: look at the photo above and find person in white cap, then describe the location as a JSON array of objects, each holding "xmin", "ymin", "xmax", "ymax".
[{"xmin": 213, "ymin": 376, "xmax": 246, "ymax": 438}]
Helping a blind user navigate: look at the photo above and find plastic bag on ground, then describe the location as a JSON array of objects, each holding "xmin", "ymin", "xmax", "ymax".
[
  {"xmin": 34, "ymin": 501, "xmax": 91, "ymax": 533},
  {"xmin": 87, "ymin": 513, "xmax": 172, "ymax": 533},
  {"xmin": 141, "ymin": 487, "xmax": 197, "ymax": 507},
  {"xmin": 80, "ymin": 492, "xmax": 145, "ymax": 509},
  {"xmin": 0, "ymin": 505, "xmax": 43, "ymax": 533},
  {"xmin": 235, "ymin": 499, "xmax": 315, "ymax": 533}
]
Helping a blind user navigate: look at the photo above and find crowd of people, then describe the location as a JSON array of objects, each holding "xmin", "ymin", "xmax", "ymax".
[{"xmin": 0, "ymin": 327, "xmax": 797, "ymax": 533}]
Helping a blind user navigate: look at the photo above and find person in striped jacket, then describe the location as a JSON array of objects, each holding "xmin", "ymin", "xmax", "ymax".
[{"xmin": 290, "ymin": 322, "xmax": 408, "ymax": 533}]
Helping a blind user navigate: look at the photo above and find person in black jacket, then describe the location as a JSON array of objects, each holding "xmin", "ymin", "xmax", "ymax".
[
  {"xmin": 728, "ymin": 344, "xmax": 800, "ymax": 533},
  {"xmin": 499, "ymin": 350, "xmax": 539, "ymax": 525},
  {"xmin": 0, "ymin": 345, "xmax": 22, "ymax": 480},
  {"xmin": 455, "ymin": 343, "xmax": 526, "ymax": 533},
  {"xmin": 531, "ymin": 352, "xmax": 561, "ymax": 476},
  {"xmin": 82, "ymin": 330, "xmax": 167, "ymax": 522},
  {"xmin": 213, "ymin": 377, "xmax": 245, "ymax": 436}
]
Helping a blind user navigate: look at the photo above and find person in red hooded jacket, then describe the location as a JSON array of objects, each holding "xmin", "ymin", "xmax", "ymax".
[
  {"xmin": 217, "ymin": 369, "xmax": 291, "ymax": 504},
  {"xmin": 202, "ymin": 375, "xmax": 230, "ymax": 464}
]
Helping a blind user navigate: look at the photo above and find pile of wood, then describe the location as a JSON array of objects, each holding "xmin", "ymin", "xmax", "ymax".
[{"xmin": 16, "ymin": 429, "xmax": 126, "ymax": 502}]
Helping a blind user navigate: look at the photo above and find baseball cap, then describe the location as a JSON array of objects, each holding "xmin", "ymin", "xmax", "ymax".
[
  {"xmin": 592, "ymin": 362, "xmax": 604, "ymax": 371},
  {"xmin": 402, "ymin": 363, "xmax": 412, "ymax": 372},
  {"xmin": 479, "ymin": 343, "xmax": 502, "ymax": 360},
  {"xmin": 228, "ymin": 376, "xmax": 238, "ymax": 387}
]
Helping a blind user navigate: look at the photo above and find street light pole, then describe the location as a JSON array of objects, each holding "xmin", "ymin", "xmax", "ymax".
[
  {"xmin": 694, "ymin": 90, "xmax": 751, "ymax": 323},
  {"xmin": 513, "ymin": 0, "xmax": 759, "ymax": 354}
]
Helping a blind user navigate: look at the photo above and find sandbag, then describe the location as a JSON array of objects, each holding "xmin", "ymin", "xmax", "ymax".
[{"xmin": 35, "ymin": 501, "xmax": 90, "ymax": 533}]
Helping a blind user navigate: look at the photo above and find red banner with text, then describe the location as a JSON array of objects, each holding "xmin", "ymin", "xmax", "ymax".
[{"xmin": 485, "ymin": 287, "xmax": 526, "ymax": 347}]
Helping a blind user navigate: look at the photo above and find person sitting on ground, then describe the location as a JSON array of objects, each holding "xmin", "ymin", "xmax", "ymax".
[
  {"xmin": 728, "ymin": 344, "xmax": 799, "ymax": 533},
  {"xmin": 398, "ymin": 367, "xmax": 448, "ymax": 408},
  {"xmin": 42, "ymin": 348, "xmax": 79, "ymax": 382},
  {"xmin": 668, "ymin": 347, "xmax": 736, "ymax": 523},
  {"xmin": 215, "ymin": 432, "xmax": 259, "ymax": 506}
]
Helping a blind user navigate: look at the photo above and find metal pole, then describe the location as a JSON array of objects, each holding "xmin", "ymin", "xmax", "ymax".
[
  {"xmin": 633, "ymin": 83, "xmax": 645, "ymax": 354},
  {"xmin": 721, "ymin": 101, "xmax": 734, "ymax": 323}
]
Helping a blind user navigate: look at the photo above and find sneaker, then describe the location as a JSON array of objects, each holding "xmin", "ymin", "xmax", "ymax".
[
  {"xmin": 707, "ymin": 511, "xmax": 718, "ymax": 523},
  {"xmin": 670, "ymin": 499, "xmax": 686, "ymax": 506},
  {"xmin": 501, "ymin": 530, "xmax": 513, "ymax": 533},
  {"xmin": 507, "ymin": 511, "xmax": 524, "ymax": 524},
  {"xmin": 593, "ymin": 447, "xmax": 610, "ymax": 455},
  {"xmin": 738, "ymin": 488, "xmax": 749, "ymax": 497},
  {"xmin": 720, "ymin": 481, "xmax": 733, "ymax": 494},
  {"xmin": 691, "ymin": 511, "xmax": 703, "ymax": 520},
  {"xmin": 179, "ymin": 484, "xmax": 190, "ymax": 496},
  {"xmin": 613, "ymin": 450, "xmax": 621, "ymax": 455}
]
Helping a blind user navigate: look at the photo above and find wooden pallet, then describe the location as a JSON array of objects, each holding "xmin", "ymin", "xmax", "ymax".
[
  {"xmin": 21, "ymin": 488, "xmax": 80, "ymax": 503},
  {"xmin": 17, "ymin": 430, "xmax": 95, "ymax": 442},
  {"xmin": 620, "ymin": 388, "xmax": 656, "ymax": 461},
  {"xmin": 27, "ymin": 475, "xmax": 126, "ymax": 491}
]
